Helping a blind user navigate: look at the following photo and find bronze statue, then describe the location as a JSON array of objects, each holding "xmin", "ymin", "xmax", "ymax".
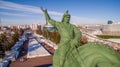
[{"xmin": 41, "ymin": 7, "xmax": 120, "ymax": 67}]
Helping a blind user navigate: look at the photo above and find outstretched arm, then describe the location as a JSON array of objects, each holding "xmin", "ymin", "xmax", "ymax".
[{"xmin": 41, "ymin": 7, "xmax": 58, "ymax": 26}]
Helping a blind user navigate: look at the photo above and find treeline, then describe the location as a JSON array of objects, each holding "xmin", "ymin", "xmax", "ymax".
[
  {"xmin": 0, "ymin": 28, "xmax": 24, "ymax": 51},
  {"xmin": 36, "ymin": 29, "xmax": 88, "ymax": 45},
  {"xmin": 96, "ymin": 35, "xmax": 120, "ymax": 39},
  {"xmin": 36, "ymin": 30, "xmax": 60, "ymax": 44}
]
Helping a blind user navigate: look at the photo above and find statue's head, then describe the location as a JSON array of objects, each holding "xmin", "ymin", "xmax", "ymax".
[{"xmin": 61, "ymin": 10, "xmax": 71, "ymax": 23}]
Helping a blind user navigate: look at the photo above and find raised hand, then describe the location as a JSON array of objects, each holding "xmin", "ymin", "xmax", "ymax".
[
  {"xmin": 40, "ymin": 7, "xmax": 47, "ymax": 12},
  {"xmin": 40, "ymin": 7, "xmax": 56, "ymax": 26}
]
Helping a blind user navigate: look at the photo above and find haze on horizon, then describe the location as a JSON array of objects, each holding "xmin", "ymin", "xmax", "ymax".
[{"xmin": 0, "ymin": 0, "xmax": 120, "ymax": 26}]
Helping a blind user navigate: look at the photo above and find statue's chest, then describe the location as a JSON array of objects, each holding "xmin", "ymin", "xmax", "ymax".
[{"xmin": 58, "ymin": 24, "xmax": 73, "ymax": 32}]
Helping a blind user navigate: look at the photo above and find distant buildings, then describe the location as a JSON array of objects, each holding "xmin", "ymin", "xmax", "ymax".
[
  {"xmin": 108, "ymin": 20, "xmax": 120, "ymax": 24},
  {"xmin": 82, "ymin": 21, "xmax": 120, "ymax": 36},
  {"xmin": 112, "ymin": 22, "xmax": 120, "ymax": 24},
  {"xmin": 10, "ymin": 24, "xmax": 42, "ymax": 30},
  {"xmin": 102, "ymin": 24, "xmax": 120, "ymax": 35},
  {"xmin": 17, "ymin": 25, "xmax": 29, "ymax": 29},
  {"xmin": 0, "ymin": 22, "xmax": 58, "ymax": 31},
  {"xmin": 30, "ymin": 24, "xmax": 39, "ymax": 30}
]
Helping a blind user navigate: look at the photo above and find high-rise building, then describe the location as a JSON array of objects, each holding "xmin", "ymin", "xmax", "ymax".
[{"xmin": 30, "ymin": 24, "xmax": 40, "ymax": 30}]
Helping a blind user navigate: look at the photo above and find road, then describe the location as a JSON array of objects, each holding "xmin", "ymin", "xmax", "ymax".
[{"xmin": 10, "ymin": 31, "xmax": 55, "ymax": 67}]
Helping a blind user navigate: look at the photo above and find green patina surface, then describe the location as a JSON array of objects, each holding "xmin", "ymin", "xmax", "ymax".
[{"xmin": 41, "ymin": 7, "xmax": 120, "ymax": 67}]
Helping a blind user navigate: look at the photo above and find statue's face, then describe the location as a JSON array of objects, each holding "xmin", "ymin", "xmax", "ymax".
[{"xmin": 63, "ymin": 15, "xmax": 70, "ymax": 23}]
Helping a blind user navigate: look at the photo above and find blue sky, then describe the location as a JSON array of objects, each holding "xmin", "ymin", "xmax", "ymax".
[{"xmin": 0, "ymin": 0, "xmax": 120, "ymax": 25}]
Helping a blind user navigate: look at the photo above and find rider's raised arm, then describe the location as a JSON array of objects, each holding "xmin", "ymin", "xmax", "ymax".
[{"xmin": 41, "ymin": 7, "xmax": 59, "ymax": 27}]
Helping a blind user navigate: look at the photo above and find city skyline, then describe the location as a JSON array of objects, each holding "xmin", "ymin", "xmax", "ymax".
[{"xmin": 0, "ymin": 0, "xmax": 120, "ymax": 26}]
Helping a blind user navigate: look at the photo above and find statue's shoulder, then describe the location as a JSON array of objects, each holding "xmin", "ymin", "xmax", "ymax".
[
  {"xmin": 54, "ymin": 21, "xmax": 61, "ymax": 25},
  {"xmin": 70, "ymin": 24, "xmax": 78, "ymax": 30},
  {"xmin": 57, "ymin": 22, "xmax": 63, "ymax": 25},
  {"xmin": 70, "ymin": 24, "xmax": 76, "ymax": 27}
]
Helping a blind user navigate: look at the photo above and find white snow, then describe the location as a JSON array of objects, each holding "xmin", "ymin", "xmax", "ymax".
[{"xmin": 27, "ymin": 38, "xmax": 50, "ymax": 58}]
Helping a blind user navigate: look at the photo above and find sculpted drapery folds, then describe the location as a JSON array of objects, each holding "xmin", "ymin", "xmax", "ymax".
[{"xmin": 41, "ymin": 7, "xmax": 120, "ymax": 67}]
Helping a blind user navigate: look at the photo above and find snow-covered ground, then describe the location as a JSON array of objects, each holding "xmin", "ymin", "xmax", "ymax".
[
  {"xmin": 34, "ymin": 33, "xmax": 58, "ymax": 49},
  {"xmin": 27, "ymin": 38, "xmax": 51, "ymax": 58},
  {"xmin": 107, "ymin": 39, "xmax": 120, "ymax": 43}
]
